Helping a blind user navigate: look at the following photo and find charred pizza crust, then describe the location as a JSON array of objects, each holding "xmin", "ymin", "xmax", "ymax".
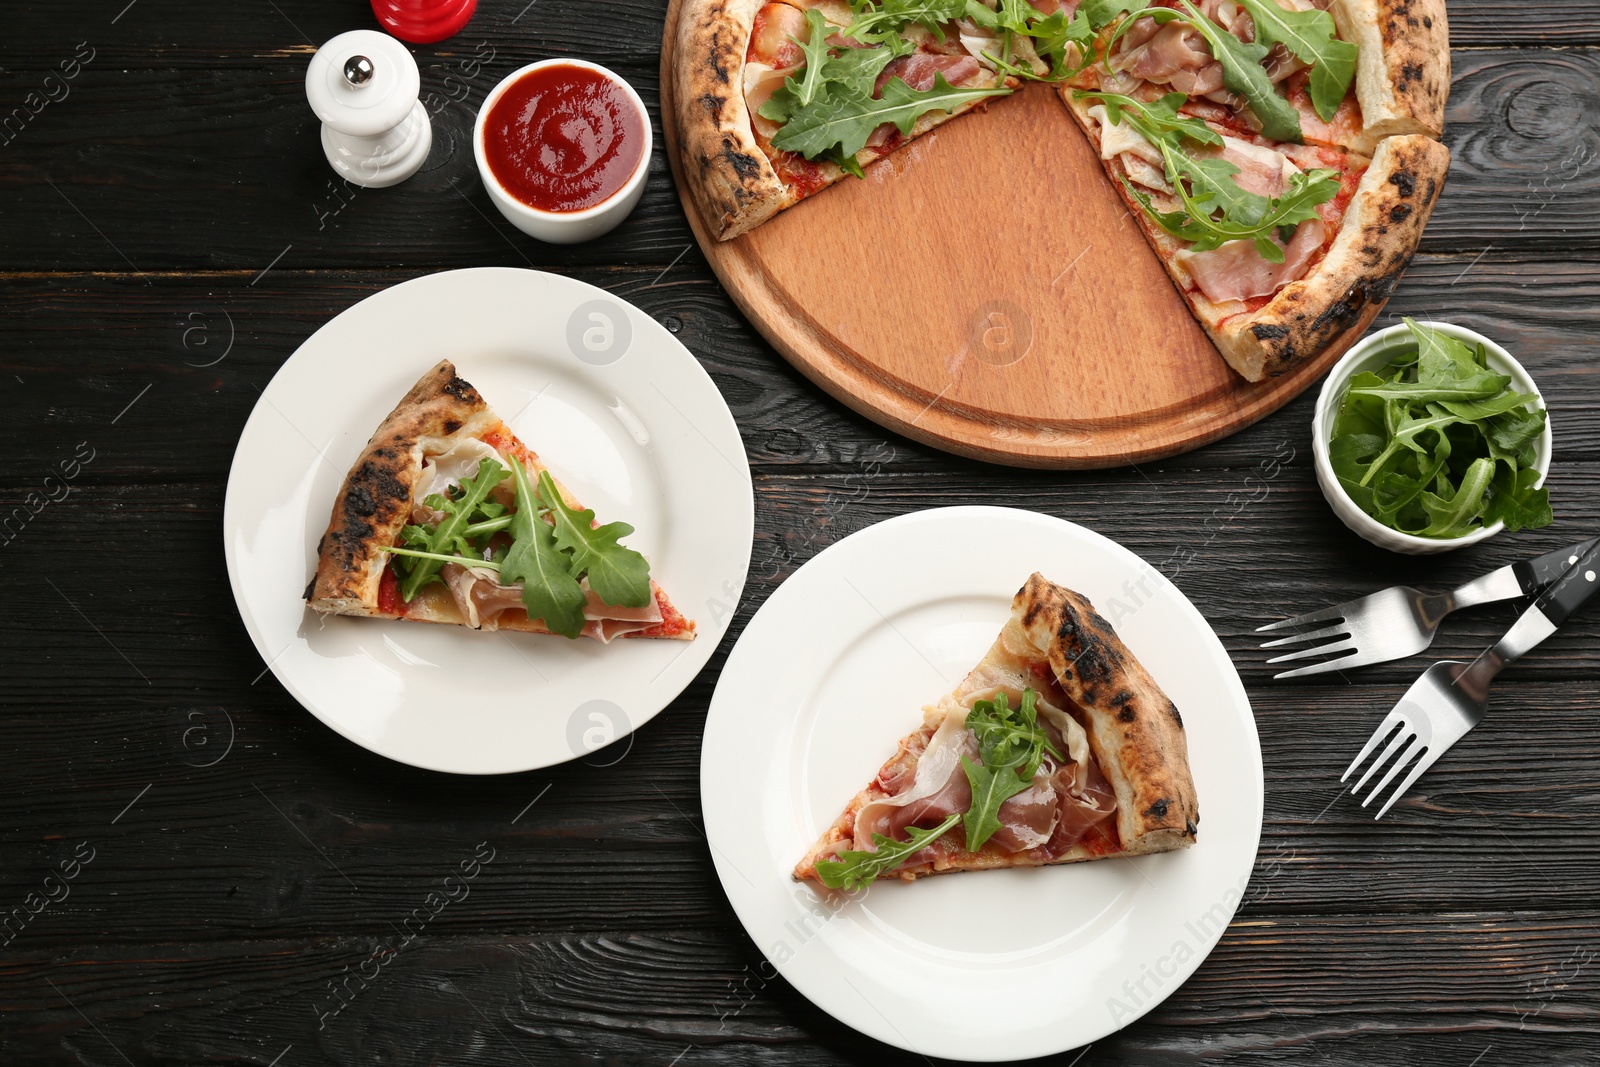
[
  {"xmin": 308, "ymin": 359, "xmax": 482, "ymax": 615},
  {"xmin": 672, "ymin": 0, "xmax": 793, "ymax": 242},
  {"xmin": 1063, "ymin": 77, "xmax": 1449, "ymax": 382},
  {"xmin": 1012, "ymin": 573, "xmax": 1199, "ymax": 856},
  {"xmin": 1214, "ymin": 134, "xmax": 1449, "ymax": 381},
  {"xmin": 1333, "ymin": 0, "xmax": 1450, "ymax": 154},
  {"xmin": 793, "ymin": 573, "xmax": 1197, "ymax": 883},
  {"xmin": 307, "ymin": 360, "xmax": 694, "ymax": 640},
  {"xmin": 673, "ymin": 0, "xmax": 1009, "ymax": 240},
  {"xmin": 1055, "ymin": 0, "xmax": 1453, "ymax": 383}
]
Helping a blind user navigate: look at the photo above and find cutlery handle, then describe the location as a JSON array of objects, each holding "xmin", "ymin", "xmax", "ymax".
[
  {"xmin": 1456, "ymin": 542, "xmax": 1600, "ymax": 698},
  {"xmin": 1533, "ymin": 540, "xmax": 1600, "ymax": 627},
  {"xmin": 1515, "ymin": 538, "xmax": 1600, "ymax": 593}
]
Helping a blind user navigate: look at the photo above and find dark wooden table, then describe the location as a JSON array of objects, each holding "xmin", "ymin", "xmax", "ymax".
[{"xmin": 4, "ymin": 2, "xmax": 1598, "ymax": 1064}]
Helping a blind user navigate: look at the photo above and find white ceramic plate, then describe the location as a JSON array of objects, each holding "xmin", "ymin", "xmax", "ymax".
[
  {"xmin": 702, "ymin": 507, "xmax": 1261, "ymax": 1061},
  {"xmin": 224, "ymin": 268, "xmax": 753, "ymax": 774}
]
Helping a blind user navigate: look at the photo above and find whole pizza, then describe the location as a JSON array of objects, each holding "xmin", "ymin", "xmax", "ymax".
[{"xmin": 671, "ymin": 0, "xmax": 1450, "ymax": 381}]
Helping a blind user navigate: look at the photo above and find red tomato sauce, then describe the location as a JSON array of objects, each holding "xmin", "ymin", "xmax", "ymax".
[
  {"xmin": 482, "ymin": 64, "xmax": 645, "ymax": 212},
  {"xmin": 1079, "ymin": 819, "xmax": 1123, "ymax": 857},
  {"xmin": 377, "ymin": 563, "xmax": 406, "ymax": 616},
  {"xmin": 768, "ymin": 148, "xmax": 831, "ymax": 200},
  {"xmin": 479, "ymin": 424, "xmax": 541, "ymax": 472},
  {"xmin": 632, "ymin": 586, "xmax": 693, "ymax": 639}
]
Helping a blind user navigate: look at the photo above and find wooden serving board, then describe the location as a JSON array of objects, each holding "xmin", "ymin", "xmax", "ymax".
[{"xmin": 658, "ymin": 0, "xmax": 1380, "ymax": 468}]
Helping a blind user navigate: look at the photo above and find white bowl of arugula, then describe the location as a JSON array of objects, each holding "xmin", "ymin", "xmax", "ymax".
[{"xmin": 1313, "ymin": 318, "xmax": 1553, "ymax": 554}]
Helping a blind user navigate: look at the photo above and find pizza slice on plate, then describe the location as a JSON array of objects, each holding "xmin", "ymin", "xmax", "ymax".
[
  {"xmin": 307, "ymin": 360, "xmax": 694, "ymax": 642},
  {"xmin": 794, "ymin": 573, "xmax": 1198, "ymax": 888}
]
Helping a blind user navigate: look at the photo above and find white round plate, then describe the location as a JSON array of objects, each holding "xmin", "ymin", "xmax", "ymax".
[
  {"xmin": 701, "ymin": 507, "xmax": 1261, "ymax": 1061},
  {"xmin": 224, "ymin": 268, "xmax": 753, "ymax": 774}
]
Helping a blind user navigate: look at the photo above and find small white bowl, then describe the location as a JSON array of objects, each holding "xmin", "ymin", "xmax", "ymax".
[
  {"xmin": 1311, "ymin": 320, "xmax": 1552, "ymax": 555},
  {"xmin": 473, "ymin": 59, "xmax": 651, "ymax": 244}
]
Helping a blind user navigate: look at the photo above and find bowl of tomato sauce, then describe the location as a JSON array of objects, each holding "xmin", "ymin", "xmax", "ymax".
[{"xmin": 474, "ymin": 59, "xmax": 651, "ymax": 244}]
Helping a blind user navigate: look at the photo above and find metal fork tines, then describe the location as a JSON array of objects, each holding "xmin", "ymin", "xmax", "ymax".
[
  {"xmin": 1258, "ymin": 586, "xmax": 1461, "ymax": 679},
  {"xmin": 1340, "ymin": 663, "xmax": 1483, "ymax": 819},
  {"xmin": 1257, "ymin": 539, "xmax": 1598, "ymax": 679},
  {"xmin": 1339, "ymin": 539, "xmax": 1600, "ymax": 820}
]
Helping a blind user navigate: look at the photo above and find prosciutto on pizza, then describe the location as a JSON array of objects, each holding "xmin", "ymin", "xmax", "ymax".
[
  {"xmin": 307, "ymin": 361, "xmax": 694, "ymax": 643},
  {"xmin": 794, "ymin": 573, "xmax": 1198, "ymax": 887},
  {"xmin": 672, "ymin": 0, "xmax": 1451, "ymax": 382}
]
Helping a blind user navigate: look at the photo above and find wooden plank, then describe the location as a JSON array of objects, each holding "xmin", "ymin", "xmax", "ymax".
[
  {"xmin": 3, "ymin": 462, "xmax": 1598, "ymax": 686},
  {"xmin": 1, "ymin": 461, "xmax": 1596, "ymax": 938},
  {"xmin": 0, "ymin": 0, "xmax": 1593, "ymax": 74},
  {"xmin": 0, "ymin": 676, "xmax": 1597, "ymax": 950},
  {"xmin": 0, "ymin": 252, "xmax": 1597, "ymax": 482},
  {"xmin": 1, "ymin": 917, "xmax": 1595, "ymax": 1063},
  {"xmin": 0, "ymin": 51, "xmax": 1597, "ymax": 274}
]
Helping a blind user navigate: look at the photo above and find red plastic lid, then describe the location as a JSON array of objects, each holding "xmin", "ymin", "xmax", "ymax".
[{"xmin": 370, "ymin": 0, "xmax": 477, "ymax": 44}]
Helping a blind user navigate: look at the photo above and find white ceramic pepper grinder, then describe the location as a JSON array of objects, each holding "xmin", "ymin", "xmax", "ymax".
[{"xmin": 305, "ymin": 29, "xmax": 431, "ymax": 188}]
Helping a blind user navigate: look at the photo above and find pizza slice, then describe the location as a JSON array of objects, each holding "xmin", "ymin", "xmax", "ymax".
[
  {"xmin": 674, "ymin": 0, "xmax": 1033, "ymax": 240},
  {"xmin": 794, "ymin": 573, "xmax": 1198, "ymax": 888},
  {"xmin": 1057, "ymin": 0, "xmax": 1450, "ymax": 381},
  {"xmin": 306, "ymin": 360, "xmax": 694, "ymax": 642}
]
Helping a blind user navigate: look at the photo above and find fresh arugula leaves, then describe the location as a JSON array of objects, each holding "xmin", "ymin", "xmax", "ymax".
[
  {"xmin": 762, "ymin": 17, "xmax": 908, "ymax": 129},
  {"xmin": 815, "ymin": 813, "xmax": 960, "ymax": 890},
  {"xmin": 1232, "ymin": 0, "xmax": 1357, "ymax": 122},
  {"xmin": 790, "ymin": 8, "xmax": 835, "ymax": 107},
  {"xmin": 846, "ymin": 0, "xmax": 967, "ymax": 43},
  {"xmin": 965, "ymin": 689, "xmax": 1060, "ymax": 775},
  {"xmin": 397, "ymin": 457, "xmax": 507, "ymax": 601},
  {"xmin": 1100, "ymin": 3, "xmax": 1302, "ymax": 142},
  {"xmin": 538, "ymin": 470, "xmax": 651, "ymax": 610},
  {"xmin": 963, "ymin": 0, "xmax": 1000, "ymax": 29},
  {"xmin": 760, "ymin": 11, "xmax": 933, "ymax": 175},
  {"xmin": 498, "ymin": 455, "xmax": 589, "ymax": 639},
  {"xmin": 961, "ymin": 756, "xmax": 1035, "ymax": 852},
  {"xmin": 994, "ymin": 0, "xmax": 1046, "ymax": 30},
  {"xmin": 1036, "ymin": 11, "xmax": 1099, "ymax": 76},
  {"xmin": 764, "ymin": 1, "xmax": 1047, "ymax": 174},
  {"xmin": 986, "ymin": 0, "xmax": 1103, "ymax": 80},
  {"xmin": 1484, "ymin": 465, "xmax": 1553, "ymax": 531},
  {"xmin": 814, "ymin": 688, "xmax": 1065, "ymax": 888},
  {"xmin": 960, "ymin": 689, "xmax": 1062, "ymax": 852},
  {"xmin": 1484, "ymin": 405, "xmax": 1547, "ymax": 471},
  {"xmin": 1139, "ymin": 166, "xmax": 1338, "ymax": 260},
  {"xmin": 1416, "ymin": 456, "xmax": 1495, "ymax": 538},
  {"xmin": 386, "ymin": 546, "xmax": 504, "ymax": 570},
  {"xmin": 1172, "ymin": 0, "xmax": 1303, "ymax": 142},
  {"xmin": 1437, "ymin": 391, "xmax": 1542, "ymax": 422},
  {"xmin": 1346, "ymin": 326, "xmax": 1511, "ymax": 404},
  {"xmin": 385, "ymin": 452, "xmax": 654, "ymax": 635},
  {"xmin": 967, "ymin": 0, "xmax": 1145, "ymax": 81},
  {"xmin": 1079, "ymin": 0, "xmax": 1145, "ymax": 29},
  {"xmin": 1077, "ymin": 91, "xmax": 1336, "ymax": 260},
  {"xmin": 768, "ymin": 73, "xmax": 1008, "ymax": 167},
  {"xmin": 1329, "ymin": 319, "xmax": 1552, "ymax": 539},
  {"xmin": 1078, "ymin": 90, "xmax": 1220, "ymax": 148}
]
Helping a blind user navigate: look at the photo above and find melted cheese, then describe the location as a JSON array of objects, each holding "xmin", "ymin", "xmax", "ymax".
[
  {"xmin": 1088, "ymin": 104, "xmax": 1162, "ymax": 167},
  {"xmin": 414, "ymin": 436, "xmax": 504, "ymax": 506}
]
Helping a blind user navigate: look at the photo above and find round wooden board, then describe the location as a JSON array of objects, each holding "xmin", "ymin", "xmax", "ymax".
[{"xmin": 658, "ymin": 0, "xmax": 1382, "ymax": 469}]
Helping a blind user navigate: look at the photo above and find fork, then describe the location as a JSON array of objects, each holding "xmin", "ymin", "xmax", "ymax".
[
  {"xmin": 1256, "ymin": 539, "xmax": 1598, "ymax": 679},
  {"xmin": 1342, "ymin": 539, "xmax": 1600, "ymax": 819}
]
